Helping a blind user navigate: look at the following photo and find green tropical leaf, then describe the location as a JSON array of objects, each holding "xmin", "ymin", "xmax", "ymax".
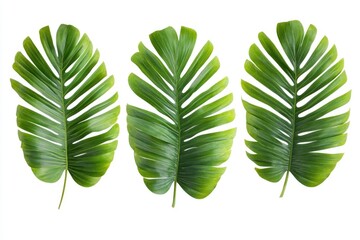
[
  {"xmin": 11, "ymin": 24, "xmax": 119, "ymax": 208},
  {"xmin": 242, "ymin": 20, "xmax": 350, "ymax": 196},
  {"xmin": 128, "ymin": 26, "xmax": 235, "ymax": 207}
]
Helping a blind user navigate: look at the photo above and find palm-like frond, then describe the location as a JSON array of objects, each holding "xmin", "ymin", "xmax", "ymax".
[
  {"xmin": 242, "ymin": 20, "xmax": 350, "ymax": 196},
  {"xmin": 11, "ymin": 24, "xmax": 119, "ymax": 208},
  {"xmin": 128, "ymin": 26, "xmax": 235, "ymax": 207}
]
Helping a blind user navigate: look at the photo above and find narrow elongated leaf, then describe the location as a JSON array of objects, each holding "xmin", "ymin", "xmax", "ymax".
[
  {"xmin": 128, "ymin": 26, "xmax": 235, "ymax": 207},
  {"xmin": 242, "ymin": 20, "xmax": 350, "ymax": 196},
  {"xmin": 11, "ymin": 24, "xmax": 119, "ymax": 208}
]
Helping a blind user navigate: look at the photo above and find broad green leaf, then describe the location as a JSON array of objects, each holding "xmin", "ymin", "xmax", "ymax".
[
  {"xmin": 128, "ymin": 26, "xmax": 236, "ymax": 207},
  {"xmin": 242, "ymin": 20, "xmax": 350, "ymax": 196},
  {"xmin": 11, "ymin": 24, "xmax": 119, "ymax": 208}
]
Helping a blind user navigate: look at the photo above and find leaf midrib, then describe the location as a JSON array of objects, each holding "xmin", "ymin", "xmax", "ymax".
[
  {"xmin": 57, "ymin": 60, "xmax": 69, "ymax": 209},
  {"xmin": 172, "ymin": 68, "xmax": 182, "ymax": 208},
  {"xmin": 280, "ymin": 64, "xmax": 299, "ymax": 197}
]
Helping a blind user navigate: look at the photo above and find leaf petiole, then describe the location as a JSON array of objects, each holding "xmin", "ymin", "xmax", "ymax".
[
  {"xmin": 58, "ymin": 170, "xmax": 68, "ymax": 209},
  {"xmin": 172, "ymin": 182, "xmax": 177, "ymax": 208},
  {"xmin": 280, "ymin": 170, "xmax": 289, "ymax": 197}
]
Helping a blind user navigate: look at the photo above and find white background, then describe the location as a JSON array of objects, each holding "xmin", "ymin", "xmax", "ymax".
[{"xmin": 1, "ymin": 0, "xmax": 359, "ymax": 239}]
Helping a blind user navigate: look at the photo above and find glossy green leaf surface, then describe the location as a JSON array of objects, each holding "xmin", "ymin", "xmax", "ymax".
[
  {"xmin": 242, "ymin": 20, "xmax": 350, "ymax": 196},
  {"xmin": 11, "ymin": 24, "xmax": 119, "ymax": 208},
  {"xmin": 128, "ymin": 26, "xmax": 235, "ymax": 207}
]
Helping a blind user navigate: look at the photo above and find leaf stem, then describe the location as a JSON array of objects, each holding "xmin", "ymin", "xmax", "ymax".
[
  {"xmin": 172, "ymin": 68, "xmax": 181, "ymax": 208},
  {"xmin": 280, "ymin": 170, "xmax": 289, "ymax": 197},
  {"xmin": 281, "ymin": 64, "xmax": 299, "ymax": 197},
  {"xmin": 58, "ymin": 62, "xmax": 69, "ymax": 209},
  {"xmin": 172, "ymin": 182, "xmax": 177, "ymax": 208},
  {"xmin": 58, "ymin": 170, "xmax": 68, "ymax": 209}
]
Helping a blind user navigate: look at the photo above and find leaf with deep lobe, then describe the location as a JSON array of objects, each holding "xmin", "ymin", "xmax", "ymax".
[
  {"xmin": 11, "ymin": 24, "xmax": 119, "ymax": 208},
  {"xmin": 242, "ymin": 20, "xmax": 350, "ymax": 196},
  {"xmin": 128, "ymin": 26, "xmax": 236, "ymax": 207}
]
